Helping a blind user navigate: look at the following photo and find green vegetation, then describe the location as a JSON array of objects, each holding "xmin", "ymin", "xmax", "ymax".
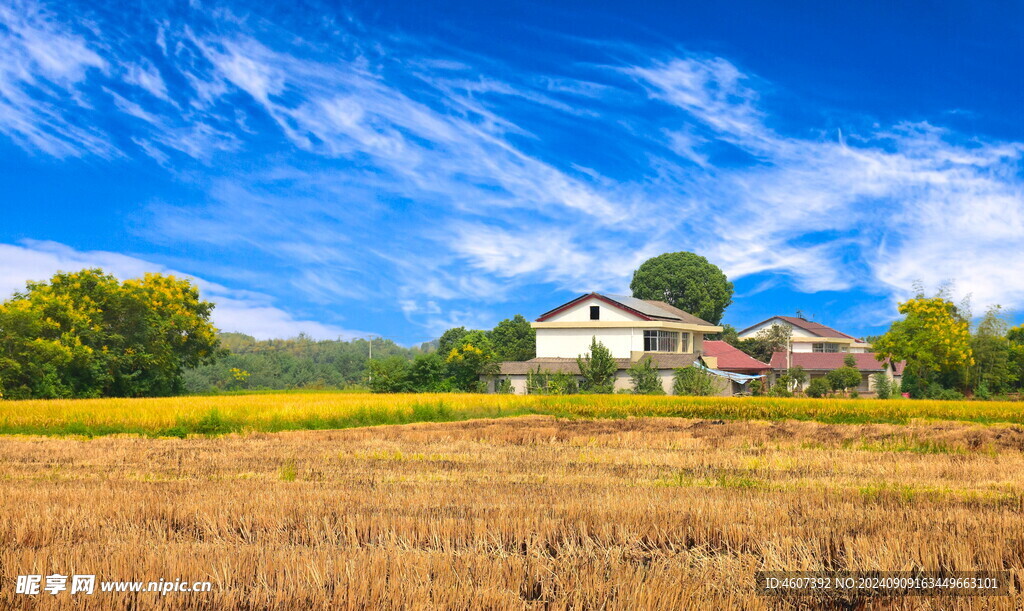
[
  {"xmin": 183, "ymin": 332, "xmax": 420, "ymax": 392},
  {"xmin": 0, "ymin": 269, "xmax": 220, "ymax": 399},
  {"xmin": 734, "ymin": 323, "xmax": 791, "ymax": 363},
  {"xmin": 627, "ymin": 356, "xmax": 664, "ymax": 395},
  {"xmin": 526, "ymin": 368, "xmax": 579, "ymax": 395},
  {"xmin": 672, "ymin": 365, "xmax": 717, "ymax": 396},
  {"xmin": 805, "ymin": 378, "xmax": 831, "ymax": 398},
  {"xmin": 630, "ymin": 251, "xmax": 734, "ymax": 325},
  {"xmin": 489, "ymin": 314, "xmax": 536, "ymax": 361},
  {"xmin": 577, "ymin": 337, "xmax": 616, "ymax": 393},
  {"xmin": 874, "ymin": 286, "xmax": 1024, "ymax": 398}
]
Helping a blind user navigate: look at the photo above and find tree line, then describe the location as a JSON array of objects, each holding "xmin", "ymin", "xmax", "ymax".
[{"xmin": 181, "ymin": 333, "xmax": 428, "ymax": 393}]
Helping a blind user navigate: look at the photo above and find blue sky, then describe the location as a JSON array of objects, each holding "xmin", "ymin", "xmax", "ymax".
[{"xmin": 2, "ymin": 0, "xmax": 1023, "ymax": 344}]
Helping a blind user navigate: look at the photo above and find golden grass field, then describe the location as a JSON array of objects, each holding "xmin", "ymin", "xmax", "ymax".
[
  {"xmin": 3, "ymin": 392, "xmax": 1024, "ymax": 437},
  {"xmin": 2, "ymin": 393, "xmax": 1024, "ymax": 608}
]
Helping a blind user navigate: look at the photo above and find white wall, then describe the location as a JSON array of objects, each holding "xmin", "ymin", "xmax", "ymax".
[
  {"xmin": 536, "ymin": 327, "xmax": 636, "ymax": 358},
  {"xmin": 543, "ymin": 296, "xmax": 644, "ymax": 323},
  {"xmin": 739, "ymin": 319, "xmax": 818, "ymax": 339},
  {"xmin": 494, "ymin": 368, "xmax": 733, "ymax": 395}
]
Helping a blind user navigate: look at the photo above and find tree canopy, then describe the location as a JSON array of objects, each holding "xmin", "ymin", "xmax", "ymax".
[
  {"xmin": 873, "ymin": 292, "xmax": 973, "ymax": 384},
  {"xmin": 183, "ymin": 333, "xmax": 421, "ymax": 392},
  {"xmin": 630, "ymin": 252, "xmax": 733, "ymax": 324},
  {"xmin": 0, "ymin": 269, "xmax": 220, "ymax": 399},
  {"xmin": 490, "ymin": 314, "xmax": 536, "ymax": 361},
  {"xmin": 735, "ymin": 324, "xmax": 791, "ymax": 363}
]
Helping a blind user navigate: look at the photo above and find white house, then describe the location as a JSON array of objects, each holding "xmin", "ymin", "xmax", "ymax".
[
  {"xmin": 738, "ymin": 315, "xmax": 903, "ymax": 394},
  {"xmin": 737, "ymin": 315, "xmax": 872, "ymax": 353},
  {"xmin": 491, "ymin": 293, "xmax": 746, "ymax": 394}
]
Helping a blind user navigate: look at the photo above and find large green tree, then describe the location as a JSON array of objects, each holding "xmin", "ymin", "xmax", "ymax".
[
  {"xmin": 489, "ymin": 314, "xmax": 536, "ymax": 361},
  {"xmin": 0, "ymin": 269, "xmax": 221, "ymax": 399},
  {"xmin": 437, "ymin": 327, "xmax": 469, "ymax": 360},
  {"xmin": 969, "ymin": 306, "xmax": 1017, "ymax": 395},
  {"xmin": 630, "ymin": 252, "xmax": 733, "ymax": 324}
]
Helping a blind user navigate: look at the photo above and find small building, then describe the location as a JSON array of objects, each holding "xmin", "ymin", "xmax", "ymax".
[{"xmin": 490, "ymin": 292, "xmax": 760, "ymax": 395}]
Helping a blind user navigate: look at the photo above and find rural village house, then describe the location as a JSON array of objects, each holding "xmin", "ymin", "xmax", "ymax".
[
  {"xmin": 489, "ymin": 294, "xmax": 901, "ymax": 396},
  {"xmin": 738, "ymin": 316, "xmax": 904, "ymax": 393},
  {"xmin": 489, "ymin": 293, "xmax": 765, "ymax": 395}
]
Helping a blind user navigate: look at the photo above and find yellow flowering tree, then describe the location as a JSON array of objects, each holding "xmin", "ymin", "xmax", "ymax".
[
  {"xmin": 445, "ymin": 330, "xmax": 497, "ymax": 392},
  {"xmin": 0, "ymin": 269, "xmax": 221, "ymax": 399},
  {"xmin": 873, "ymin": 294, "xmax": 973, "ymax": 392}
]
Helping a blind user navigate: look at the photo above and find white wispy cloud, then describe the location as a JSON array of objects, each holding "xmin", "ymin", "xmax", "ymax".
[
  {"xmin": 2, "ymin": 1, "xmax": 1023, "ymax": 336},
  {"xmin": 0, "ymin": 240, "xmax": 364, "ymax": 340},
  {"xmin": 0, "ymin": 0, "xmax": 113, "ymax": 157}
]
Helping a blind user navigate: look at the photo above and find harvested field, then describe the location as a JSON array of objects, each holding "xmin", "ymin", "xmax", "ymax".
[{"xmin": 2, "ymin": 415, "xmax": 1023, "ymax": 609}]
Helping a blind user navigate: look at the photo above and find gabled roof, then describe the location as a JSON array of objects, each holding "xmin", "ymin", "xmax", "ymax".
[
  {"xmin": 739, "ymin": 315, "xmax": 858, "ymax": 340},
  {"xmin": 702, "ymin": 341, "xmax": 771, "ymax": 372},
  {"xmin": 768, "ymin": 352, "xmax": 892, "ymax": 372},
  {"xmin": 535, "ymin": 292, "xmax": 715, "ymax": 326}
]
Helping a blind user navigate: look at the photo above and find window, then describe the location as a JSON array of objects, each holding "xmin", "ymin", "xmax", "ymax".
[
  {"xmin": 643, "ymin": 330, "xmax": 679, "ymax": 352},
  {"xmin": 813, "ymin": 343, "xmax": 840, "ymax": 353},
  {"xmin": 590, "ymin": 305, "xmax": 600, "ymax": 320}
]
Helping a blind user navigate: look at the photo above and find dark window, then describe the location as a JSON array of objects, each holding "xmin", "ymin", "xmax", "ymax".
[{"xmin": 590, "ymin": 306, "xmax": 600, "ymax": 320}]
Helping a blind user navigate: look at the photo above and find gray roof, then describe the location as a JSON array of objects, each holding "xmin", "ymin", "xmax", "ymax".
[{"xmin": 604, "ymin": 294, "xmax": 715, "ymax": 326}]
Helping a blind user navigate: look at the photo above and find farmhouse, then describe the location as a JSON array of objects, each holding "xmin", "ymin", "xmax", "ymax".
[
  {"xmin": 738, "ymin": 315, "xmax": 873, "ymax": 353},
  {"xmin": 490, "ymin": 293, "xmax": 764, "ymax": 395},
  {"xmin": 739, "ymin": 315, "xmax": 904, "ymax": 394}
]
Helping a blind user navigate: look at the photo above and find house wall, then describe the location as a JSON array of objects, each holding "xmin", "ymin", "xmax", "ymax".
[
  {"xmin": 492, "ymin": 367, "xmax": 737, "ymax": 396},
  {"xmin": 536, "ymin": 327, "xmax": 700, "ymax": 359},
  {"xmin": 739, "ymin": 319, "xmax": 819, "ymax": 340},
  {"xmin": 542, "ymin": 296, "xmax": 644, "ymax": 323},
  {"xmin": 536, "ymin": 327, "xmax": 637, "ymax": 358}
]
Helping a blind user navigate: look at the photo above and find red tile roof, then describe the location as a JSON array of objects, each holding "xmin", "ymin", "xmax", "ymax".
[
  {"xmin": 768, "ymin": 351, "xmax": 899, "ymax": 372},
  {"xmin": 702, "ymin": 341, "xmax": 771, "ymax": 372}
]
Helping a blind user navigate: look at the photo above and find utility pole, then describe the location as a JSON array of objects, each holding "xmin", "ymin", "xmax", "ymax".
[{"xmin": 362, "ymin": 335, "xmax": 393, "ymax": 385}]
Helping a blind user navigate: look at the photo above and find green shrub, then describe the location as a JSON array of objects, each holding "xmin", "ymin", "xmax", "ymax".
[
  {"xmin": 628, "ymin": 357, "xmax": 664, "ymax": 395},
  {"xmin": 806, "ymin": 378, "xmax": 831, "ymax": 398},
  {"xmin": 495, "ymin": 377, "xmax": 513, "ymax": 394},
  {"xmin": 975, "ymin": 382, "xmax": 992, "ymax": 400},
  {"xmin": 873, "ymin": 373, "xmax": 892, "ymax": 400},
  {"xmin": 826, "ymin": 367, "xmax": 862, "ymax": 396},
  {"xmin": 673, "ymin": 366, "xmax": 716, "ymax": 396},
  {"xmin": 577, "ymin": 337, "xmax": 616, "ymax": 393},
  {"xmin": 768, "ymin": 374, "xmax": 792, "ymax": 397}
]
